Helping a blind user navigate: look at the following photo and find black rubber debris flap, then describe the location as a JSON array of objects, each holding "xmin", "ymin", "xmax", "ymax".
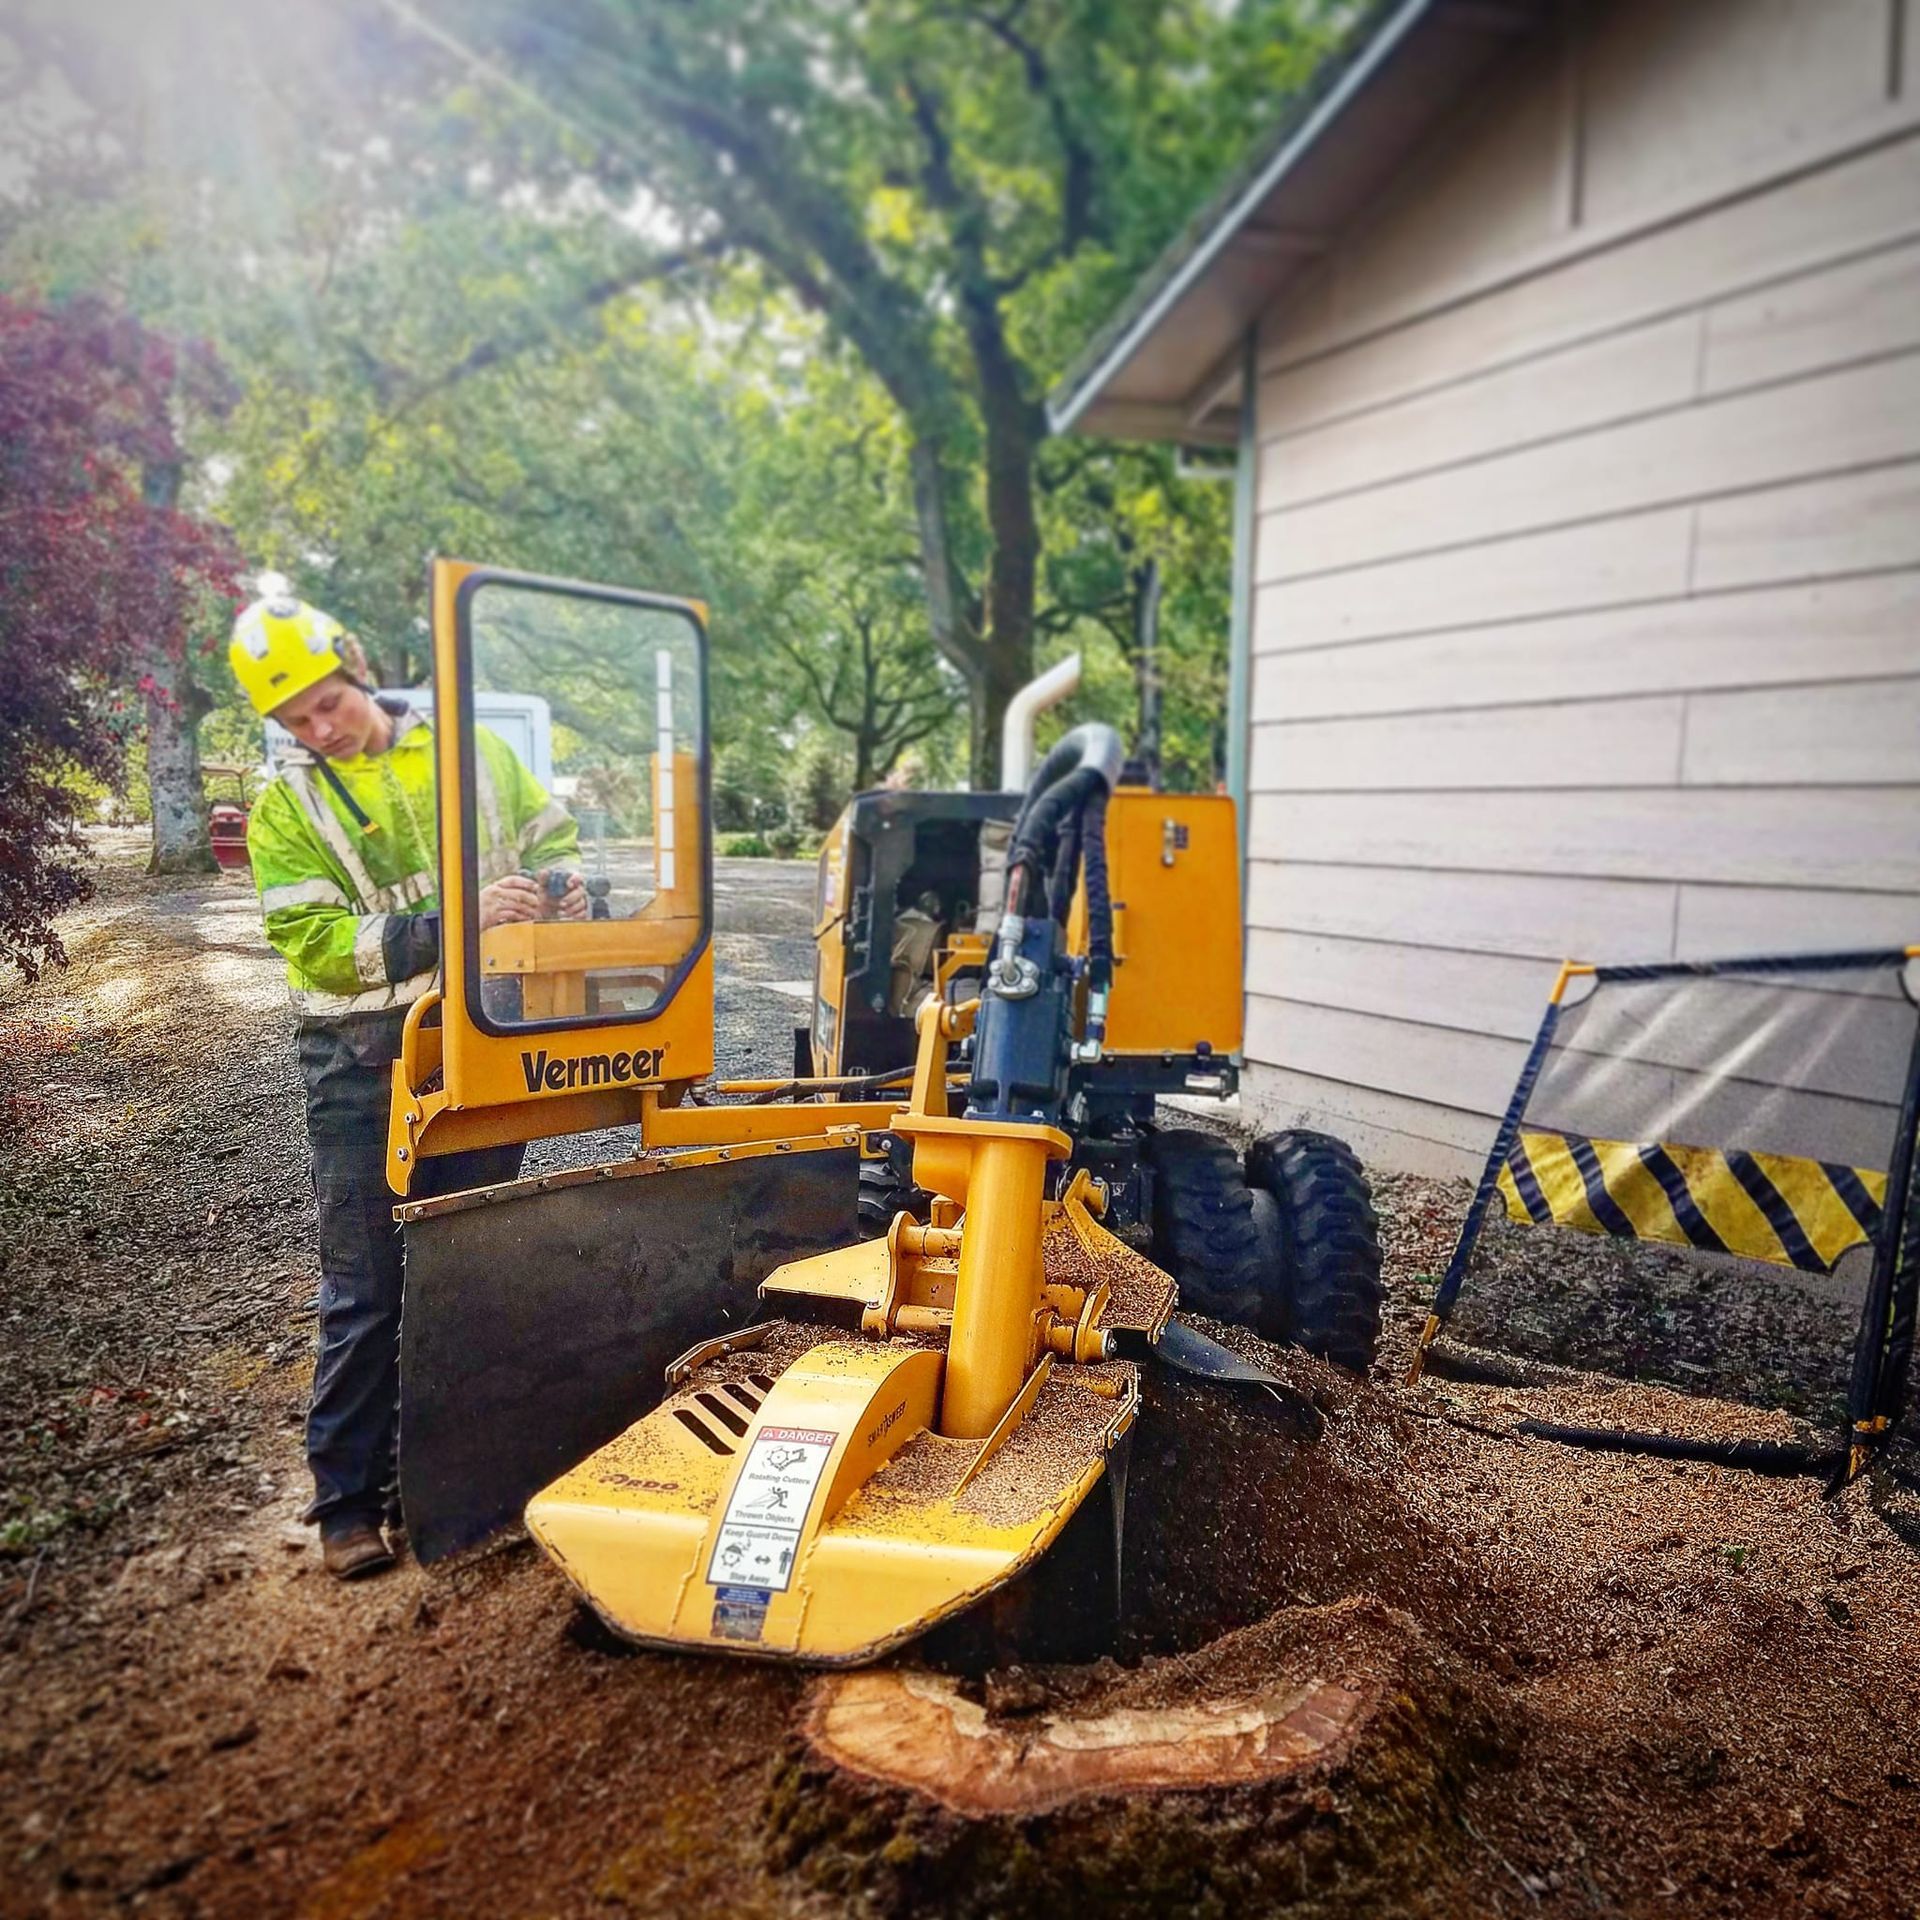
[{"xmin": 398, "ymin": 1137, "xmax": 857, "ymax": 1563}]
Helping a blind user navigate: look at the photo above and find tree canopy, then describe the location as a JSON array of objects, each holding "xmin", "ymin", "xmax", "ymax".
[
  {"xmin": 399, "ymin": 0, "xmax": 1330, "ymax": 777},
  {"xmin": 0, "ymin": 0, "xmax": 1340, "ymax": 900}
]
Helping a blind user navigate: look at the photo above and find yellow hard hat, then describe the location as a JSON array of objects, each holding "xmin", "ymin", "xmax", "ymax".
[{"xmin": 230, "ymin": 573, "xmax": 348, "ymax": 717}]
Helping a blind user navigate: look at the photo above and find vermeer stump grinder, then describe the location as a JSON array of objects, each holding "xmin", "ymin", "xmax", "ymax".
[{"xmin": 391, "ymin": 561, "xmax": 1383, "ymax": 1665}]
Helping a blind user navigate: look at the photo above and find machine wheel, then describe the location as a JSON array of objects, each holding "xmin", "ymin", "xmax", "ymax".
[
  {"xmin": 1145, "ymin": 1128, "xmax": 1269, "ymax": 1326},
  {"xmin": 857, "ymin": 1148, "xmax": 930, "ymax": 1238},
  {"xmin": 1245, "ymin": 1129, "xmax": 1384, "ymax": 1375}
]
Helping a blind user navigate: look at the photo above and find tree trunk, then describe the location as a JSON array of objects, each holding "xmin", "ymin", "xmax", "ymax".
[
  {"xmin": 907, "ymin": 435, "xmax": 988, "ymax": 737},
  {"xmin": 854, "ymin": 619, "xmax": 879, "ymax": 789},
  {"xmin": 142, "ymin": 660, "xmax": 217, "ymax": 875},
  {"xmin": 903, "ymin": 395, "xmax": 1040, "ymax": 793},
  {"xmin": 761, "ymin": 1343, "xmax": 1530, "ymax": 1917},
  {"xmin": 966, "ymin": 297, "xmax": 1041, "ymax": 793},
  {"xmin": 139, "ymin": 459, "xmax": 217, "ymax": 876}
]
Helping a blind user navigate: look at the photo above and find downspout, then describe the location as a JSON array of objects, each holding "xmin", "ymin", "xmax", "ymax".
[
  {"xmin": 1000, "ymin": 652, "xmax": 1082, "ymax": 792},
  {"xmin": 1225, "ymin": 327, "xmax": 1258, "ymax": 874}
]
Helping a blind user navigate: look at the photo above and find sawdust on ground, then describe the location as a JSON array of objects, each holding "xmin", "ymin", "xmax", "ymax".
[{"xmin": 1, "ymin": 840, "xmax": 1917, "ymax": 1917}]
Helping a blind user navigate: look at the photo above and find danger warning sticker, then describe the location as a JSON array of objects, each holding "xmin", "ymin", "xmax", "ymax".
[{"xmin": 706, "ymin": 1426, "xmax": 837, "ymax": 1594}]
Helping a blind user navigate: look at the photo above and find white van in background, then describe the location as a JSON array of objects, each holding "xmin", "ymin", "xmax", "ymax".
[{"xmin": 263, "ymin": 690, "xmax": 554, "ymax": 788}]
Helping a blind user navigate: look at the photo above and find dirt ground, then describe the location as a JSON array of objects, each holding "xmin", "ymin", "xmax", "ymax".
[{"xmin": 3, "ymin": 839, "xmax": 1918, "ymax": 1919}]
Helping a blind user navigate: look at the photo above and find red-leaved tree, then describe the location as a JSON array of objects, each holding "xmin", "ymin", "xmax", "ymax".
[{"xmin": 0, "ymin": 297, "xmax": 239, "ymax": 979}]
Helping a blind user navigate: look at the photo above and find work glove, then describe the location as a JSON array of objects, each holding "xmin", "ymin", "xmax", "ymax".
[{"xmin": 382, "ymin": 911, "xmax": 442, "ymax": 983}]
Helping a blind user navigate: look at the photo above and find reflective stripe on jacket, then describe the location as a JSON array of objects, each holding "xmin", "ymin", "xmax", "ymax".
[{"xmin": 247, "ymin": 706, "xmax": 579, "ymax": 1019}]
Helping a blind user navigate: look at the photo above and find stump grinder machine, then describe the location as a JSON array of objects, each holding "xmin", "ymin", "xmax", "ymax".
[{"xmin": 392, "ymin": 561, "xmax": 1383, "ymax": 1664}]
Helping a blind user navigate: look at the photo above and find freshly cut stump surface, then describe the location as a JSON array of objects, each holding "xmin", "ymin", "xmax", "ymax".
[
  {"xmin": 768, "ymin": 1597, "xmax": 1508, "ymax": 1918},
  {"xmin": 802, "ymin": 1665, "xmax": 1368, "ymax": 1817}
]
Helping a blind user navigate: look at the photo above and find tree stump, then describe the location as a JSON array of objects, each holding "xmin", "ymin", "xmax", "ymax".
[{"xmin": 765, "ymin": 1597, "xmax": 1509, "ymax": 1918}]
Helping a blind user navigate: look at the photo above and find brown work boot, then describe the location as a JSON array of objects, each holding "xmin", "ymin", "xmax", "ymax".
[{"xmin": 321, "ymin": 1518, "xmax": 395, "ymax": 1581}]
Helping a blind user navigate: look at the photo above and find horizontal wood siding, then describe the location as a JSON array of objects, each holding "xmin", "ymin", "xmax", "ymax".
[
  {"xmin": 1251, "ymin": 575, "xmax": 1920, "ymax": 721},
  {"xmin": 1256, "ymin": 121, "xmax": 1920, "ymax": 430},
  {"xmin": 1691, "ymin": 461, "xmax": 1920, "ymax": 586},
  {"xmin": 1244, "ymin": 931, "xmax": 1559, "ymax": 1043},
  {"xmin": 1700, "ymin": 237, "xmax": 1920, "ymax": 393},
  {"xmin": 1241, "ymin": 0, "xmax": 1920, "ymax": 1178},
  {"xmin": 1247, "ymin": 790, "xmax": 1920, "ymax": 891},
  {"xmin": 1256, "ymin": 349, "xmax": 1920, "ymax": 583},
  {"xmin": 1237, "ymin": 1063, "xmax": 1501, "ymax": 1178},
  {"xmin": 1245, "ymin": 861, "xmax": 1681, "ymax": 958}
]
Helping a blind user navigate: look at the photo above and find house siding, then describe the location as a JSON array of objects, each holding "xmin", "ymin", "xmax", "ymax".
[{"xmin": 1242, "ymin": 0, "xmax": 1920, "ymax": 1178}]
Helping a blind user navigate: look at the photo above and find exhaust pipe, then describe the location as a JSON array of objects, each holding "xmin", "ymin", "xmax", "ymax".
[{"xmin": 1000, "ymin": 653, "xmax": 1081, "ymax": 792}]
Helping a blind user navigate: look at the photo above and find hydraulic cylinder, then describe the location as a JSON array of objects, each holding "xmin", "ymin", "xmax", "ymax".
[{"xmin": 939, "ymin": 1133, "xmax": 1048, "ymax": 1438}]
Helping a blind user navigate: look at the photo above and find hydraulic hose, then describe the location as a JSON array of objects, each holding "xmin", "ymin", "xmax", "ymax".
[
  {"xmin": 1007, "ymin": 723, "xmax": 1121, "ymax": 844},
  {"xmin": 1069, "ymin": 784, "xmax": 1115, "ymax": 1060},
  {"xmin": 1045, "ymin": 809, "xmax": 1082, "ymax": 929},
  {"xmin": 1081, "ymin": 785, "xmax": 1113, "ymax": 994},
  {"xmin": 1003, "ymin": 722, "xmax": 1125, "ymax": 922},
  {"xmin": 989, "ymin": 721, "xmax": 1123, "ymax": 1010},
  {"xmin": 1012, "ymin": 766, "xmax": 1105, "ymax": 893},
  {"xmin": 1008, "ymin": 727, "xmax": 1093, "ymax": 844}
]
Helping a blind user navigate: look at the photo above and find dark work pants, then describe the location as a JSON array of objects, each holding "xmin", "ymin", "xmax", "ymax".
[{"xmin": 299, "ymin": 1016, "xmax": 523, "ymax": 1530}]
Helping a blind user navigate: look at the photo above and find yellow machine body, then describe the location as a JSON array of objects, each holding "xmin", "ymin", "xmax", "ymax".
[
  {"xmin": 391, "ymin": 559, "xmax": 947, "ymax": 1563},
  {"xmin": 393, "ymin": 557, "xmax": 1229, "ymax": 1645},
  {"xmin": 526, "ymin": 1001, "xmax": 1176, "ymax": 1664},
  {"xmin": 810, "ymin": 814, "xmax": 853, "ymax": 1065},
  {"xmin": 527, "ymin": 1335, "xmax": 1139, "ymax": 1663},
  {"xmin": 1074, "ymin": 790, "xmax": 1243, "ymax": 1060},
  {"xmin": 806, "ymin": 786, "xmax": 1241, "ymax": 1084}
]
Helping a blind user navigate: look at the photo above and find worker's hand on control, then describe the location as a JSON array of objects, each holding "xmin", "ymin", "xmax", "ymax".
[
  {"xmin": 478, "ymin": 875, "xmax": 543, "ymax": 929},
  {"xmin": 554, "ymin": 874, "xmax": 589, "ymax": 922}
]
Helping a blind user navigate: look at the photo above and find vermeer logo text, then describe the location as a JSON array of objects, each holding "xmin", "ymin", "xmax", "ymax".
[{"xmin": 519, "ymin": 1047, "xmax": 666, "ymax": 1093}]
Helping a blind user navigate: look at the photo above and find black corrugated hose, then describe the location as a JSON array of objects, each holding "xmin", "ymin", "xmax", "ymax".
[
  {"xmin": 1008, "ymin": 764, "xmax": 1108, "ymax": 911},
  {"xmin": 1080, "ymin": 786, "xmax": 1113, "ymax": 994}
]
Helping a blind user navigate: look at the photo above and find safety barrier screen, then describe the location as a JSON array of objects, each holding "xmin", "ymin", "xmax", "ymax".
[{"xmin": 1413, "ymin": 949, "xmax": 1920, "ymax": 1479}]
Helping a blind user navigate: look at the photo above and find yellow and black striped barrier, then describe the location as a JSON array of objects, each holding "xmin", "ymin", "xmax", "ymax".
[
  {"xmin": 1495, "ymin": 1128, "xmax": 1886, "ymax": 1276},
  {"xmin": 1406, "ymin": 943, "xmax": 1920, "ymax": 1482}
]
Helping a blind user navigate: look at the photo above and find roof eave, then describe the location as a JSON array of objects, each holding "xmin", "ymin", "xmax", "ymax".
[{"xmin": 1048, "ymin": 0, "xmax": 1549, "ymax": 443}]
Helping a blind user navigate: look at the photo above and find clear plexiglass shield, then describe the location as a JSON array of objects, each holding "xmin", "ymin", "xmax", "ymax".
[{"xmin": 457, "ymin": 575, "xmax": 707, "ymax": 1034}]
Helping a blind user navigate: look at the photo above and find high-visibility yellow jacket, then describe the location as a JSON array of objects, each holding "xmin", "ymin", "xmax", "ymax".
[{"xmin": 247, "ymin": 704, "xmax": 577, "ymax": 1020}]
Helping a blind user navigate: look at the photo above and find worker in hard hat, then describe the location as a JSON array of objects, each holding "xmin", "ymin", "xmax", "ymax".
[{"xmin": 232, "ymin": 574, "xmax": 586, "ymax": 1580}]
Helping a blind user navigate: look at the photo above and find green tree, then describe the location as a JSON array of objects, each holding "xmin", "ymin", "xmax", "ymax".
[
  {"xmin": 0, "ymin": 0, "xmax": 422, "ymax": 861},
  {"xmin": 1038, "ymin": 440, "xmax": 1235, "ymax": 790},
  {"xmin": 712, "ymin": 739, "xmax": 789, "ymax": 834},
  {"xmin": 777, "ymin": 568, "xmax": 958, "ymax": 790},
  {"xmin": 790, "ymin": 737, "xmax": 851, "ymax": 832},
  {"xmin": 1, "ymin": 0, "xmax": 1330, "ymax": 829},
  {"xmin": 389, "ymin": 0, "xmax": 1335, "ymax": 780},
  {"xmin": 741, "ymin": 358, "xmax": 964, "ymax": 786}
]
